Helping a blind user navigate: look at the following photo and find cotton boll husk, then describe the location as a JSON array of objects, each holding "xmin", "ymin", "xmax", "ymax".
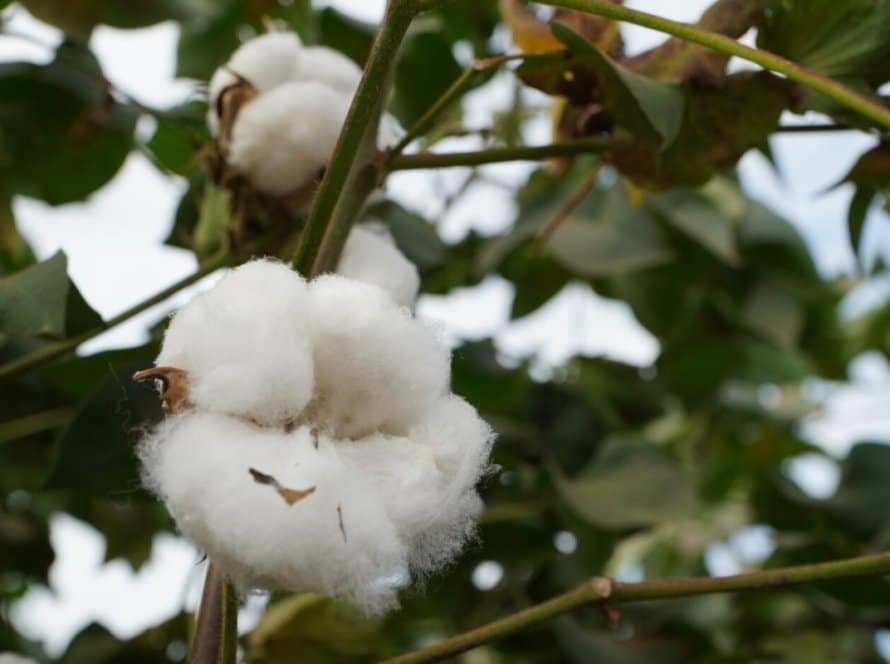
[
  {"xmin": 156, "ymin": 260, "xmax": 314, "ymax": 426},
  {"xmin": 297, "ymin": 45, "xmax": 362, "ymax": 93},
  {"xmin": 227, "ymin": 81, "xmax": 351, "ymax": 195},
  {"xmin": 140, "ymin": 412, "xmax": 408, "ymax": 614},
  {"xmin": 306, "ymin": 275, "xmax": 450, "ymax": 439},
  {"xmin": 207, "ymin": 32, "xmax": 303, "ymax": 137},
  {"xmin": 337, "ymin": 224, "xmax": 420, "ymax": 307}
]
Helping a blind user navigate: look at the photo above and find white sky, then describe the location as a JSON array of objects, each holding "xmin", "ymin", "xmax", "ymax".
[{"xmin": 3, "ymin": 0, "xmax": 890, "ymax": 656}]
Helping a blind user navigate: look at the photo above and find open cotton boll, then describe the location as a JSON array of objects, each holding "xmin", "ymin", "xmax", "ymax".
[
  {"xmin": 156, "ymin": 260, "xmax": 314, "ymax": 426},
  {"xmin": 207, "ymin": 32, "xmax": 303, "ymax": 137},
  {"xmin": 0, "ymin": 655, "xmax": 38, "ymax": 664},
  {"xmin": 227, "ymin": 81, "xmax": 351, "ymax": 195},
  {"xmin": 337, "ymin": 224, "xmax": 420, "ymax": 307},
  {"xmin": 140, "ymin": 412, "xmax": 408, "ymax": 613},
  {"xmin": 306, "ymin": 275, "xmax": 450, "ymax": 439}
]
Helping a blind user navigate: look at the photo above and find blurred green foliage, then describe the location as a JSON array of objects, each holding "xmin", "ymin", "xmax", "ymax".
[{"xmin": 1, "ymin": 0, "xmax": 889, "ymax": 661}]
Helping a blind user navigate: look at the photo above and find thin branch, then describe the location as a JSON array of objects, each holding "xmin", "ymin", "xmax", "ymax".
[
  {"xmin": 537, "ymin": 0, "xmax": 890, "ymax": 129},
  {"xmin": 291, "ymin": 0, "xmax": 420, "ymax": 277},
  {"xmin": 534, "ymin": 161, "xmax": 604, "ymax": 249},
  {"xmin": 388, "ymin": 53, "xmax": 537, "ymax": 157},
  {"xmin": 774, "ymin": 124, "xmax": 855, "ymax": 133},
  {"xmin": 383, "ymin": 551, "xmax": 890, "ymax": 664},
  {"xmin": 0, "ymin": 250, "xmax": 233, "ymax": 380},
  {"xmin": 387, "ymin": 137, "xmax": 613, "ymax": 170}
]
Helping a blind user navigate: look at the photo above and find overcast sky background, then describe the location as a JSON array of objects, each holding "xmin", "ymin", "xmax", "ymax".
[{"xmin": 3, "ymin": 0, "xmax": 890, "ymax": 657}]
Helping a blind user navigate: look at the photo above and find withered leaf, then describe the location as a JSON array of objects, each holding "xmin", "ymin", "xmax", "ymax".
[{"xmin": 248, "ymin": 467, "xmax": 316, "ymax": 506}]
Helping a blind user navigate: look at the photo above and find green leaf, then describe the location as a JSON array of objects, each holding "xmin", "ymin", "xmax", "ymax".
[
  {"xmin": 393, "ymin": 31, "xmax": 463, "ymax": 126},
  {"xmin": 758, "ymin": 0, "xmax": 890, "ymax": 88},
  {"xmin": 0, "ymin": 251, "xmax": 69, "ymax": 340},
  {"xmin": 44, "ymin": 351, "xmax": 162, "ymax": 496},
  {"xmin": 826, "ymin": 442, "xmax": 890, "ymax": 533},
  {"xmin": 20, "ymin": 0, "xmax": 200, "ymax": 41},
  {"xmin": 369, "ymin": 201, "xmax": 449, "ymax": 272},
  {"xmin": 0, "ymin": 45, "xmax": 137, "ymax": 205},
  {"xmin": 194, "ymin": 183, "xmax": 232, "ymax": 258},
  {"xmin": 612, "ymin": 72, "xmax": 790, "ymax": 190},
  {"xmin": 545, "ymin": 185, "xmax": 674, "ymax": 277},
  {"xmin": 646, "ymin": 189, "xmax": 740, "ymax": 265},
  {"xmin": 551, "ymin": 22, "xmax": 685, "ymax": 149},
  {"xmin": 245, "ymin": 594, "xmax": 382, "ymax": 663},
  {"xmin": 143, "ymin": 102, "xmax": 208, "ymax": 175},
  {"xmin": 847, "ymin": 186, "xmax": 875, "ymax": 260},
  {"xmin": 743, "ymin": 282, "xmax": 805, "ymax": 350},
  {"xmin": 554, "ymin": 438, "xmax": 696, "ymax": 530}
]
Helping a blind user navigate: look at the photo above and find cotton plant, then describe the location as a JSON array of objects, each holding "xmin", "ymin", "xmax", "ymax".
[
  {"xmin": 206, "ymin": 31, "xmax": 402, "ymax": 196},
  {"xmin": 135, "ymin": 32, "xmax": 492, "ymax": 614}
]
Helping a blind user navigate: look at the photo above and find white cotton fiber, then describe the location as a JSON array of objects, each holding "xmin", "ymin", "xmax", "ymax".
[
  {"xmin": 156, "ymin": 260, "xmax": 314, "ymax": 426},
  {"xmin": 337, "ymin": 224, "xmax": 420, "ymax": 307},
  {"xmin": 306, "ymin": 275, "xmax": 450, "ymax": 439},
  {"xmin": 140, "ymin": 413, "xmax": 408, "ymax": 613},
  {"xmin": 227, "ymin": 81, "xmax": 352, "ymax": 195},
  {"xmin": 297, "ymin": 45, "xmax": 362, "ymax": 93},
  {"xmin": 142, "ymin": 260, "xmax": 493, "ymax": 615},
  {"xmin": 207, "ymin": 32, "xmax": 303, "ymax": 137}
]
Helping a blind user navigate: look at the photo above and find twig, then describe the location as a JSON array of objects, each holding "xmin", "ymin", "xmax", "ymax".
[
  {"xmin": 383, "ymin": 551, "xmax": 890, "ymax": 663},
  {"xmin": 388, "ymin": 137, "xmax": 613, "ymax": 170},
  {"xmin": 534, "ymin": 161, "xmax": 604, "ymax": 249}
]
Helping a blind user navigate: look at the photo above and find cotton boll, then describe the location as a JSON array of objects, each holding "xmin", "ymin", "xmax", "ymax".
[
  {"xmin": 307, "ymin": 275, "xmax": 450, "ymax": 439},
  {"xmin": 337, "ymin": 224, "xmax": 420, "ymax": 307},
  {"xmin": 0, "ymin": 655, "xmax": 38, "ymax": 664},
  {"xmin": 156, "ymin": 260, "xmax": 314, "ymax": 426},
  {"xmin": 207, "ymin": 32, "xmax": 303, "ymax": 137},
  {"xmin": 227, "ymin": 81, "xmax": 351, "ymax": 195},
  {"xmin": 297, "ymin": 45, "xmax": 362, "ymax": 93},
  {"xmin": 140, "ymin": 412, "xmax": 408, "ymax": 614}
]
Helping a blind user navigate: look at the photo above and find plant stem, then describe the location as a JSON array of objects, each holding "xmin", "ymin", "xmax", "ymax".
[
  {"xmin": 0, "ymin": 251, "xmax": 233, "ymax": 381},
  {"xmin": 537, "ymin": 0, "xmax": 890, "ymax": 129},
  {"xmin": 387, "ymin": 53, "xmax": 532, "ymax": 158},
  {"xmin": 291, "ymin": 0, "xmax": 420, "ymax": 277},
  {"xmin": 189, "ymin": 564, "xmax": 238, "ymax": 664},
  {"xmin": 535, "ymin": 161, "xmax": 604, "ymax": 249},
  {"xmin": 383, "ymin": 551, "xmax": 890, "ymax": 664},
  {"xmin": 388, "ymin": 137, "xmax": 613, "ymax": 170}
]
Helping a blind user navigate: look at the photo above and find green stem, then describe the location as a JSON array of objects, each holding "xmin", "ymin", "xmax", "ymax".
[
  {"xmin": 291, "ymin": 0, "xmax": 420, "ymax": 277},
  {"xmin": 387, "ymin": 53, "xmax": 532, "ymax": 158},
  {"xmin": 383, "ymin": 551, "xmax": 890, "ymax": 664},
  {"xmin": 537, "ymin": 0, "xmax": 890, "ymax": 129},
  {"xmin": 388, "ymin": 137, "xmax": 613, "ymax": 170},
  {"xmin": 189, "ymin": 564, "xmax": 238, "ymax": 664},
  {"xmin": 0, "ymin": 251, "xmax": 232, "ymax": 381}
]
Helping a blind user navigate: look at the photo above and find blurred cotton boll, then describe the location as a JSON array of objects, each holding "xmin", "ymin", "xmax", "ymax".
[
  {"xmin": 139, "ymin": 261, "xmax": 493, "ymax": 613},
  {"xmin": 0, "ymin": 654, "xmax": 39, "ymax": 664},
  {"xmin": 206, "ymin": 31, "xmax": 303, "ymax": 136},
  {"xmin": 297, "ymin": 45, "xmax": 362, "ymax": 92},
  {"xmin": 227, "ymin": 81, "xmax": 352, "ymax": 196},
  {"xmin": 337, "ymin": 224, "xmax": 420, "ymax": 307}
]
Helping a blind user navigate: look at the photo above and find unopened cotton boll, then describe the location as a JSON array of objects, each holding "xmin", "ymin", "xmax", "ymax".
[
  {"xmin": 306, "ymin": 275, "xmax": 450, "ymax": 439},
  {"xmin": 141, "ymin": 413, "xmax": 408, "ymax": 613},
  {"xmin": 337, "ymin": 224, "xmax": 420, "ymax": 307},
  {"xmin": 207, "ymin": 32, "xmax": 303, "ymax": 137},
  {"xmin": 156, "ymin": 260, "xmax": 315, "ymax": 426},
  {"xmin": 227, "ymin": 81, "xmax": 351, "ymax": 195}
]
